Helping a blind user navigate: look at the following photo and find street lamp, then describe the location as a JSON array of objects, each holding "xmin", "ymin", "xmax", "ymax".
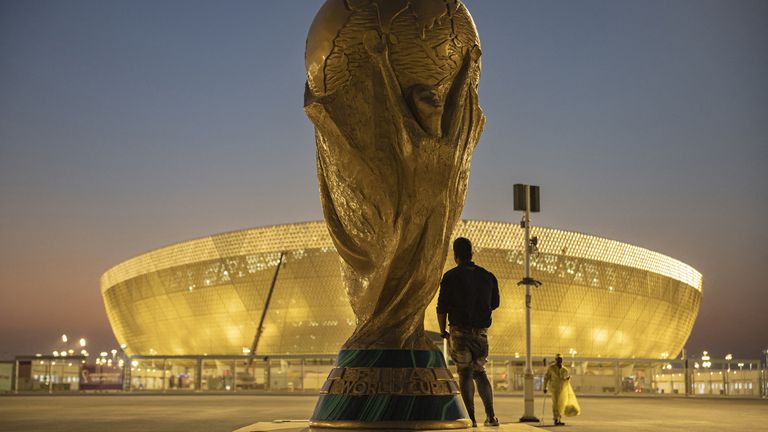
[
  {"xmin": 700, "ymin": 351, "xmax": 713, "ymax": 395},
  {"xmin": 61, "ymin": 334, "xmax": 68, "ymax": 343},
  {"xmin": 79, "ymin": 338, "xmax": 87, "ymax": 348},
  {"xmin": 514, "ymin": 184, "xmax": 541, "ymax": 423},
  {"xmin": 722, "ymin": 353, "xmax": 734, "ymax": 395}
]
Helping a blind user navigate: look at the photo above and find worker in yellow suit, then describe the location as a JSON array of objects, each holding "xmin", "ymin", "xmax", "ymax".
[{"xmin": 543, "ymin": 354, "xmax": 571, "ymax": 426}]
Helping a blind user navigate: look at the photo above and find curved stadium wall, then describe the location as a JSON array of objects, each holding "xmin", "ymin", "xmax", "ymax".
[{"xmin": 101, "ymin": 220, "xmax": 702, "ymax": 359}]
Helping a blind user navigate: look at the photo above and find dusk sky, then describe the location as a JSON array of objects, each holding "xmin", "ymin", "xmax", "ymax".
[{"xmin": 1, "ymin": 0, "xmax": 766, "ymax": 360}]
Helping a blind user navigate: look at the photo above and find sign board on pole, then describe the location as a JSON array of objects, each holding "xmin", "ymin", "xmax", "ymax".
[{"xmin": 513, "ymin": 184, "xmax": 540, "ymax": 212}]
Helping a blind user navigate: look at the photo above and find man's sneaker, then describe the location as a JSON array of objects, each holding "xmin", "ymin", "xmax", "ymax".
[
  {"xmin": 484, "ymin": 417, "xmax": 500, "ymax": 426},
  {"xmin": 555, "ymin": 420, "xmax": 566, "ymax": 426},
  {"xmin": 471, "ymin": 420, "xmax": 478, "ymax": 427}
]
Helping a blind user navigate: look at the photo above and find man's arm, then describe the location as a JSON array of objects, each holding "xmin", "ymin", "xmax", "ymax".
[
  {"xmin": 490, "ymin": 272, "xmax": 500, "ymax": 310},
  {"xmin": 543, "ymin": 368, "xmax": 550, "ymax": 393},
  {"xmin": 436, "ymin": 275, "xmax": 450, "ymax": 338},
  {"xmin": 437, "ymin": 313, "xmax": 448, "ymax": 338}
]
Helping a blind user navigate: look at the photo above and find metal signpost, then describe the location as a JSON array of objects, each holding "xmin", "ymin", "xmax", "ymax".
[{"xmin": 514, "ymin": 184, "xmax": 541, "ymax": 423}]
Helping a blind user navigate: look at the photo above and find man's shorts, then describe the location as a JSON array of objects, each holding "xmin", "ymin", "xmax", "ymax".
[{"xmin": 449, "ymin": 326, "xmax": 489, "ymax": 372}]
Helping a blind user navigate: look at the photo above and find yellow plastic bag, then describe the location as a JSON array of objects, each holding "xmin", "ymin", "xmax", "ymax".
[{"xmin": 563, "ymin": 382, "xmax": 581, "ymax": 417}]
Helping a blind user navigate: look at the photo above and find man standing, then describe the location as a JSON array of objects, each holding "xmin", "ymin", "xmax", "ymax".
[
  {"xmin": 544, "ymin": 354, "xmax": 571, "ymax": 426},
  {"xmin": 437, "ymin": 237, "xmax": 500, "ymax": 427}
]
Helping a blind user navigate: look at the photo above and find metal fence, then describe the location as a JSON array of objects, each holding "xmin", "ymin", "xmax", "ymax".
[{"xmin": 5, "ymin": 354, "xmax": 766, "ymax": 398}]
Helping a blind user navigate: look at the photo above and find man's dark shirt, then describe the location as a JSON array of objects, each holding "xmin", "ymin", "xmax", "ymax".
[{"xmin": 437, "ymin": 261, "xmax": 500, "ymax": 329}]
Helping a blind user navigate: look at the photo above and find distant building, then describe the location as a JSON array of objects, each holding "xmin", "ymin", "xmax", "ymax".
[{"xmin": 101, "ymin": 220, "xmax": 701, "ymax": 359}]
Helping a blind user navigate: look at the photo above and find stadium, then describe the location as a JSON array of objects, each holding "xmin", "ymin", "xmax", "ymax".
[{"xmin": 101, "ymin": 220, "xmax": 702, "ymax": 360}]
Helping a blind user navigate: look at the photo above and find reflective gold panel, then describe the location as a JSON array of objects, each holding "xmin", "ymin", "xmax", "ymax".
[{"xmin": 101, "ymin": 220, "xmax": 702, "ymax": 359}]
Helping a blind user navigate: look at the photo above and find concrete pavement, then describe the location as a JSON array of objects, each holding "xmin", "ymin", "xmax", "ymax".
[
  {"xmin": 233, "ymin": 421, "xmax": 539, "ymax": 432},
  {"xmin": 0, "ymin": 394, "xmax": 765, "ymax": 432}
]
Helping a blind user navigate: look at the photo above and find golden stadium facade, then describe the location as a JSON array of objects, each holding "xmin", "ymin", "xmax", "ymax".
[{"xmin": 101, "ymin": 220, "xmax": 702, "ymax": 360}]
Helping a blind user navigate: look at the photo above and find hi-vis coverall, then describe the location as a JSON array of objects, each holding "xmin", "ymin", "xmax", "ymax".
[{"xmin": 544, "ymin": 364, "xmax": 571, "ymax": 420}]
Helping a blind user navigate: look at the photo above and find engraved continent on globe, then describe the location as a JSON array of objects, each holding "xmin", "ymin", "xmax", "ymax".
[{"xmin": 304, "ymin": 0, "xmax": 485, "ymax": 351}]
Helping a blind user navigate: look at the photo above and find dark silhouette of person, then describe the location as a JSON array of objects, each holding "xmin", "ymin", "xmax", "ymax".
[{"xmin": 437, "ymin": 237, "xmax": 500, "ymax": 427}]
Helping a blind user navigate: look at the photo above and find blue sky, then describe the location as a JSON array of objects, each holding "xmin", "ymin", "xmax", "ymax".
[{"xmin": 1, "ymin": 0, "xmax": 766, "ymax": 358}]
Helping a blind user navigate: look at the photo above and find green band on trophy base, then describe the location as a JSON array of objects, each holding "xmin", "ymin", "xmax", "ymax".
[{"xmin": 310, "ymin": 350, "xmax": 470, "ymax": 429}]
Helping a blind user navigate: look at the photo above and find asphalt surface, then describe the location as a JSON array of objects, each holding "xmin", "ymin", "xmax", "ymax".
[{"xmin": 0, "ymin": 394, "xmax": 766, "ymax": 432}]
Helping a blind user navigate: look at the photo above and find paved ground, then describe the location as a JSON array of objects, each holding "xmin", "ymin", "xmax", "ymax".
[
  {"xmin": 234, "ymin": 422, "xmax": 539, "ymax": 432},
  {"xmin": 0, "ymin": 394, "xmax": 765, "ymax": 432}
]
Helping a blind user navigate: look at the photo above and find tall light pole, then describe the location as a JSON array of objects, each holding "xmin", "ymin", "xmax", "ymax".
[
  {"xmin": 763, "ymin": 349, "xmax": 767, "ymax": 371},
  {"xmin": 763, "ymin": 349, "xmax": 768, "ymax": 398},
  {"xmin": 514, "ymin": 184, "xmax": 541, "ymax": 423},
  {"xmin": 724, "ymin": 353, "xmax": 732, "ymax": 395}
]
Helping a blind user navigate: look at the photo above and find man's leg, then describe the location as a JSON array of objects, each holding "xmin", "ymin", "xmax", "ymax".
[
  {"xmin": 552, "ymin": 393, "xmax": 561, "ymax": 424},
  {"xmin": 469, "ymin": 330, "xmax": 496, "ymax": 424},
  {"xmin": 473, "ymin": 368, "xmax": 496, "ymax": 421},
  {"xmin": 450, "ymin": 329, "xmax": 476, "ymax": 425},
  {"xmin": 458, "ymin": 366, "xmax": 476, "ymax": 424}
]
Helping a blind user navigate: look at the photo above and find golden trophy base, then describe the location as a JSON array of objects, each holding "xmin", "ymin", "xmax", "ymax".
[
  {"xmin": 309, "ymin": 419, "xmax": 472, "ymax": 430},
  {"xmin": 309, "ymin": 350, "xmax": 470, "ymax": 430}
]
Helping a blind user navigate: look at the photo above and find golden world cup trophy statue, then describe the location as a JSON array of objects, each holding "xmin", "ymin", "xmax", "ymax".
[{"xmin": 304, "ymin": 0, "xmax": 484, "ymax": 428}]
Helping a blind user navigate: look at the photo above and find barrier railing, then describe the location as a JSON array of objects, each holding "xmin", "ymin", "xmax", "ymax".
[{"xmin": 6, "ymin": 354, "xmax": 766, "ymax": 398}]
